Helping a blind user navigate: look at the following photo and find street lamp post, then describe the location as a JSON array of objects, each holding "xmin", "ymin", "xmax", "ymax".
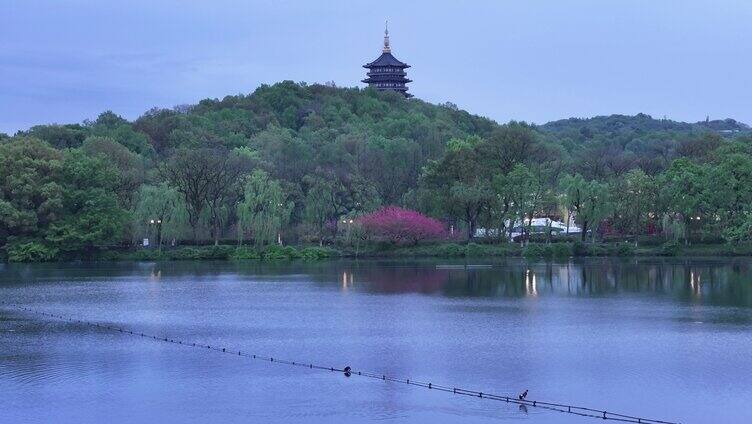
[
  {"xmin": 341, "ymin": 218, "xmax": 354, "ymax": 243},
  {"xmin": 149, "ymin": 218, "xmax": 163, "ymax": 251}
]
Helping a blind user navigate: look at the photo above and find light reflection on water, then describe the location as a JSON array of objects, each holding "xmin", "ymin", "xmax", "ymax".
[{"xmin": 1, "ymin": 257, "xmax": 751, "ymax": 423}]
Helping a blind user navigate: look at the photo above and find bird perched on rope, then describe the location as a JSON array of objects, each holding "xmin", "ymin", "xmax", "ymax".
[{"xmin": 518, "ymin": 389, "xmax": 528, "ymax": 400}]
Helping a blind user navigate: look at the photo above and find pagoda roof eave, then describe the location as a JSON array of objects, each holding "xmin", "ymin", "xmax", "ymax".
[{"xmin": 363, "ymin": 52, "xmax": 410, "ymax": 68}]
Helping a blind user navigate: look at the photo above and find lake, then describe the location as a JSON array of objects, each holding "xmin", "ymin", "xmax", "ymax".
[{"xmin": 1, "ymin": 258, "xmax": 751, "ymax": 423}]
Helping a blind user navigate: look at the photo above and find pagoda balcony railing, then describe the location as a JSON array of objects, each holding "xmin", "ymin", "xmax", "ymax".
[{"xmin": 366, "ymin": 72, "xmax": 407, "ymax": 77}]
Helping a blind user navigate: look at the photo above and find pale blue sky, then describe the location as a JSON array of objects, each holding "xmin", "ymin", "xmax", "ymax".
[{"xmin": 1, "ymin": 0, "xmax": 750, "ymax": 134}]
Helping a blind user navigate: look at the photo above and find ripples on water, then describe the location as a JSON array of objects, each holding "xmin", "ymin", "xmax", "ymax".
[{"xmin": 1, "ymin": 257, "xmax": 751, "ymax": 423}]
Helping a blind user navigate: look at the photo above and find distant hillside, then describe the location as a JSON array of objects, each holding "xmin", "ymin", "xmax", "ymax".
[{"xmin": 541, "ymin": 113, "xmax": 750, "ymax": 142}]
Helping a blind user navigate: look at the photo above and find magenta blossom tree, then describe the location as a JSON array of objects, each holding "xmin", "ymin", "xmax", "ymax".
[{"xmin": 358, "ymin": 206, "xmax": 446, "ymax": 245}]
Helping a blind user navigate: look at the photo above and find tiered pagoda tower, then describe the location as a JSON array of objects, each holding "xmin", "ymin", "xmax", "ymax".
[{"xmin": 362, "ymin": 23, "xmax": 412, "ymax": 97}]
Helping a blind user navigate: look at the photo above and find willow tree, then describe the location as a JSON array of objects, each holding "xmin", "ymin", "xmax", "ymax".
[
  {"xmin": 612, "ymin": 169, "xmax": 657, "ymax": 244},
  {"xmin": 237, "ymin": 170, "xmax": 292, "ymax": 246},
  {"xmin": 561, "ymin": 174, "xmax": 611, "ymax": 242},
  {"xmin": 134, "ymin": 183, "xmax": 185, "ymax": 251}
]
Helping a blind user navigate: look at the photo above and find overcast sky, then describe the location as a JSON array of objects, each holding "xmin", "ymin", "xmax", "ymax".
[{"xmin": 2, "ymin": 0, "xmax": 750, "ymax": 134}]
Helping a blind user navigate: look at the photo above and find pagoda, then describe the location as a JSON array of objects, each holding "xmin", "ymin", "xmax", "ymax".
[{"xmin": 362, "ymin": 23, "xmax": 412, "ymax": 97}]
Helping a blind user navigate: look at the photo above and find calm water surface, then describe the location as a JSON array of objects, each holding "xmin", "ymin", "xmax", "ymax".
[{"xmin": 1, "ymin": 258, "xmax": 751, "ymax": 423}]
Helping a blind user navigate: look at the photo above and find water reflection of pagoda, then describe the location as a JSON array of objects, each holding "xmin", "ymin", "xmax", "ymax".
[{"xmin": 362, "ymin": 23, "xmax": 412, "ymax": 97}]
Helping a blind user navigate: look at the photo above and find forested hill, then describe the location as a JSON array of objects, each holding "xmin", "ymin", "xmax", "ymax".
[
  {"xmin": 9, "ymin": 81, "xmax": 497, "ymax": 205},
  {"xmin": 540, "ymin": 113, "xmax": 750, "ymax": 149},
  {"xmin": 542, "ymin": 113, "xmax": 750, "ymax": 135},
  {"xmin": 2, "ymin": 81, "xmax": 752, "ymax": 261},
  {"xmin": 536, "ymin": 112, "xmax": 752, "ymax": 177}
]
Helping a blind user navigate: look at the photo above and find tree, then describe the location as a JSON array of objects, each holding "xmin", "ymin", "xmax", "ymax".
[
  {"xmin": 20, "ymin": 124, "xmax": 88, "ymax": 149},
  {"xmin": 490, "ymin": 174, "xmax": 515, "ymax": 240},
  {"xmin": 0, "ymin": 138, "xmax": 63, "ymax": 240},
  {"xmin": 722, "ymin": 212, "xmax": 752, "ymax": 243},
  {"xmin": 237, "ymin": 170, "xmax": 292, "ymax": 246},
  {"xmin": 0, "ymin": 138, "xmax": 63, "ymax": 248},
  {"xmin": 612, "ymin": 169, "xmax": 657, "ymax": 244},
  {"xmin": 89, "ymin": 111, "xmax": 152, "ymax": 154},
  {"xmin": 578, "ymin": 180, "xmax": 612, "ymax": 243},
  {"xmin": 658, "ymin": 158, "xmax": 708, "ymax": 244},
  {"xmin": 81, "ymin": 136, "xmax": 145, "ymax": 209},
  {"xmin": 45, "ymin": 150, "xmax": 127, "ymax": 255},
  {"xmin": 421, "ymin": 142, "xmax": 494, "ymax": 239},
  {"xmin": 161, "ymin": 148, "xmax": 250, "ymax": 243},
  {"xmin": 476, "ymin": 122, "xmax": 537, "ymax": 175},
  {"xmin": 560, "ymin": 174, "xmax": 611, "ymax": 242},
  {"xmin": 303, "ymin": 176, "xmax": 342, "ymax": 245},
  {"xmin": 506, "ymin": 164, "xmax": 545, "ymax": 242},
  {"xmin": 134, "ymin": 183, "xmax": 185, "ymax": 250},
  {"xmin": 203, "ymin": 150, "xmax": 251, "ymax": 245},
  {"xmin": 705, "ymin": 153, "xmax": 752, "ymax": 237},
  {"xmin": 359, "ymin": 206, "xmax": 445, "ymax": 245},
  {"xmin": 359, "ymin": 136, "xmax": 421, "ymax": 204}
]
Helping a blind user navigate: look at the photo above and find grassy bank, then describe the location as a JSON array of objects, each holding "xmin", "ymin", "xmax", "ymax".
[
  {"xmin": 6, "ymin": 241, "xmax": 752, "ymax": 263},
  {"xmin": 104, "ymin": 241, "xmax": 752, "ymax": 262},
  {"xmin": 114, "ymin": 245, "xmax": 339, "ymax": 261}
]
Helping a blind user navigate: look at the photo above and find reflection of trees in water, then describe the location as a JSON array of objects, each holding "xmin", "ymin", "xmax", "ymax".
[
  {"xmin": 537, "ymin": 258, "xmax": 752, "ymax": 307},
  {"xmin": 348, "ymin": 266, "xmax": 449, "ymax": 294},
  {"xmin": 343, "ymin": 259, "xmax": 752, "ymax": 307},
  {"xmin": 2, "ymin": 258, "xmax": 750, "ymax": 307}
]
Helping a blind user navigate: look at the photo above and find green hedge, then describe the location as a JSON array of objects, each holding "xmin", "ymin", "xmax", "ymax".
[
  {"xmin": 386, "ymin": 242, "xmax": 521, "ymax": 258},
  {"xmin": 127, "ymin": 245, "xmax": 340, "ymax": 262},
  {"xmin": 523, "ymin": 243, "xmax": 573, "ymax": 258},
  {"xmin": 6, "ymin": 240, "xmax": 59, "ymax": 262}
]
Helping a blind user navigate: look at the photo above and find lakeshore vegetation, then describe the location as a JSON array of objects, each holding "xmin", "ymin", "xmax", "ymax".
[{"xmin": 2, "ymin": 81, "xmax": 752, "ymax": 262}]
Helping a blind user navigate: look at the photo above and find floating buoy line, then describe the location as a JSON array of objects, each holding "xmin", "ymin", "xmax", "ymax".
[{"xmin": 1, "ymin": 303, "xmax": 679, "ymax": 424}]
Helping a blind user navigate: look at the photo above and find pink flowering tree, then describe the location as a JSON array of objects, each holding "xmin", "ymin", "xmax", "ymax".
[{"xmin": 358, "ymin": 206, "xmax": 446, "ymax": 245}]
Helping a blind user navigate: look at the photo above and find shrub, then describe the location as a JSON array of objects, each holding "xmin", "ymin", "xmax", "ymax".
[
  {"xmin": 466, "ymin": 242, "xmax": 486, "ymax": 256},
  {"xmin": 571, "ymin": 241, "xmax": 610, "ymax": 256},
  {"xmin": 168, "ymin": 245, "xmax": 234, "ymax": 260},
  {"xmin": 522, "ymin": 244, "xmax": 545, "ymax": 257},
  {"xmin": 261, "ymin": 245, "xmax": 300, "ymax": 260},
  {"xmin": 613, "ymin": 242, "xmax": 636, "ymax": 256},
  {"xmin": 572, "ymin": 241, "xmax": 589, "ymax": 256},
  {"xmin": 550, "ymin": 243, "xmax": 573, "ymax": 257},
  {"xmin": 635, "ymin": 235, "xmax": 664, "ymax": 246},
  {"xmin": 299, "ymin": 246, "xmax": 337, "ymax": 260},
  {"xmin": 660, "ymin": 241, "xmax": 682, "ymax": 256},
  {"xmin": 230, "ymin": 247, "xmax": 261, "ymax": 260},
  {"xmin": 131, "ymin": 249, "xmax": 167, "ymax": 261},
  {"xmin": 6, "ymin": 241, "xmax": 59, "ymax": 262},
  {"xmin": 433, "ymin": 243, "xmax": 468, "ymax": 257},
  {"xmin": 168, "ymin": 247, "xmax": 201, "ymax": 260},
  {"xmin": 587, "ymin": 242, "xmax": 637, "ymax": 256},
  {"xmin": 359, "ymin": 206, "xmax": 445, "ymax": 245},
  {"xmin": 523, "ymin": 243, "xmax": 573, "ymax": 258}
]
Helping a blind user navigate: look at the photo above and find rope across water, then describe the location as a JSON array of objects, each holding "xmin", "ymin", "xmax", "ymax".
[{"xmin": 1, "ymin": 303, "xmax": 680, "ymax": 424}]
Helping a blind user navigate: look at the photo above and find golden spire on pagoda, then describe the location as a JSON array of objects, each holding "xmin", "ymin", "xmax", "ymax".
[{"xmin": 383, "ymin": 20, "xmax": 391, "ymax": 53}]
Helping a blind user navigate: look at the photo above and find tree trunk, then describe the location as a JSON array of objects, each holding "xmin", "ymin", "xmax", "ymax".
[
  {"xmin": 211, "ymin": 218, "xmax": 219, "ymax": 246},
  {"xmin": 466, "ymin": 207, "xmax": 476, "ymax": 241},
  {"xmin": 157, "ymin": 223, "xmax": 163, "ymax": 252},
  {"xmin": 581, "ymin": 222, "xmax": 588, "ymax": 242}
]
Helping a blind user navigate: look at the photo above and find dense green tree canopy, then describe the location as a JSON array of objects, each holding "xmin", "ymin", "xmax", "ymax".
[{"xmin": 2, "ymin": 81, "xmax": 752, "ymax": 260}]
